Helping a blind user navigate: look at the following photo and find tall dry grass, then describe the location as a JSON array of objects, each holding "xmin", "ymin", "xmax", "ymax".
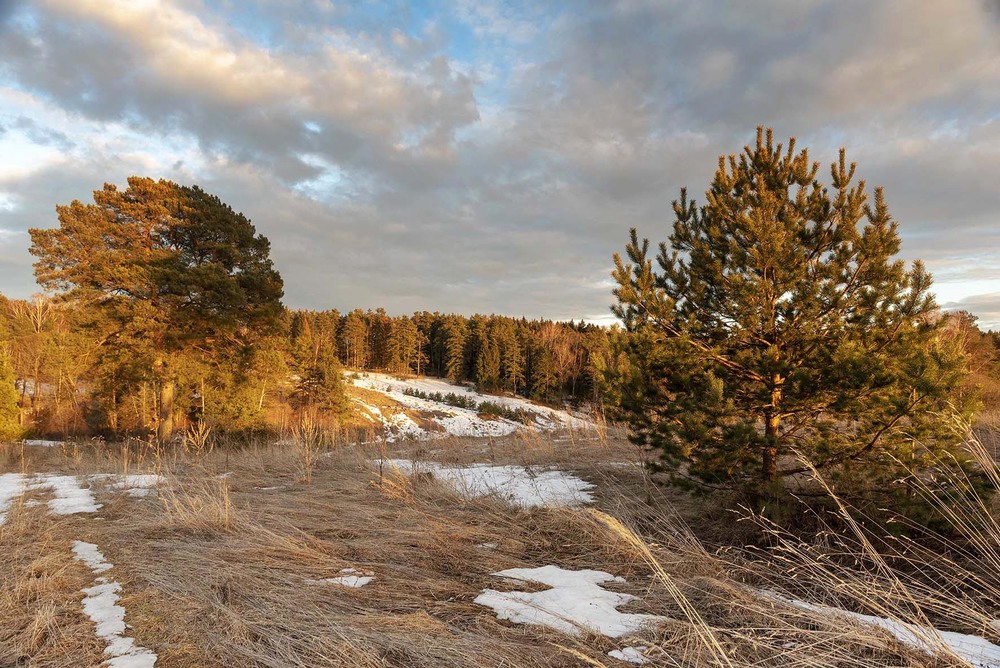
[{"xmin": 5, "ymin": 419, "xmax": 1000, "ymax": 666}]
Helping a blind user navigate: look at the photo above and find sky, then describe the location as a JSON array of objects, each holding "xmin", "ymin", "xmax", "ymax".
[{"xmin": 0, "ymin": 0, "xmax": 997, "ymax": 327}]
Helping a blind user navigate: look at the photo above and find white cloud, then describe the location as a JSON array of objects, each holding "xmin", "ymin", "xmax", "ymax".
[{"xmin": 0, "ymin": 0, "xmax": 995, "ymax": 326}]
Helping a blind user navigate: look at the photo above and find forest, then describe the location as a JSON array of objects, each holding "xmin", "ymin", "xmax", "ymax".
[
  {"xmin": 0, "ymin": 294, "xmax": 622, "ymax": 440},
  {"xmin": 2, "ymin": 289, "xmax": 998, "ymax": 443}
]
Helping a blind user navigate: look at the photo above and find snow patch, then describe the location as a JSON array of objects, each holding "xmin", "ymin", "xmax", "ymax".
[
  {"xmin": 386, "ymin": 459, "xmax": 594, "ymax": 508},
  {"xmin": 306, "ymin": 568, "xmax": 374, "ymax": 588},
  {"xmin": 22, "ymin": 439, "xmax": 64, "ymax": 447},
  {"xmin": 0, "ymin": 474, "xmax": 164, "ymax": 524},
  {"xmin": 352, "ymin": 398, "xmax": 426, "ymax": 441},
  {"xmin": 72, "ymin": 540, "xmax": 113, "ymax": 573},
  {"xmin": 91, "ymin": 474, "xmax": 166, "ymax": 498},
  {"xmin": 609, "ymin": 646, "xmax": 649, "ymax": 664},
  {"xmin": 30, "ymin": 474, "xmax": 102, "ymax": 515},
  {"xmin": 72, "ymin": 541, "xmax": 157, "ymax": 667},
  {"xmin": 770, "ymin": 592, "xmax": 1000, "ymax": 667},
  {"xmin": 0, "ymin": 472, "xmax": 28, "ymax": 524},
  {"xmin": 350, "ymin": 372, "xmax": 593, "ymax": 440},
  {"xmin": 475, "ymin": 565, "xmax": 665, "ymax": 637}
]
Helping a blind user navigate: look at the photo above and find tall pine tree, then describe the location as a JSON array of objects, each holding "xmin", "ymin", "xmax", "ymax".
[{"xmin": 30, "ymin": 177, "xmax": 284, "ymax": 442}]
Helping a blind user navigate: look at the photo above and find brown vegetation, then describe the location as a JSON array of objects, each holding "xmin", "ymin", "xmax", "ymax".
[{"xmin": 4, "ymin": 428, "xmax": 1000, "ymax": 666}]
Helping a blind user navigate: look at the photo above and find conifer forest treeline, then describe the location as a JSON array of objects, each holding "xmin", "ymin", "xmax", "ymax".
[{"xmin": 0, "ymin": 295, "xmax": 621, "ymax": 439}]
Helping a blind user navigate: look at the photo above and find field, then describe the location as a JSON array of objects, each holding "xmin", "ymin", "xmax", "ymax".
[{"xmin": 5, "ymin": 396, "xmax": 1000, "ymax": 668}]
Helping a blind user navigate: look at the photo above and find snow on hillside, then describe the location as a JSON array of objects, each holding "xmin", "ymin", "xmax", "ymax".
[
  {"xmin": 475, "ymin": 565, "xmax": 663, "ymax": 664},
  {"xmin": 348, "ymin": 372, "xmax": 595, "ymax": 441},
  {"xmin": 350, "ymin": 398, "xmax": 428, "ymax": 440},
  {"xmin": 475, "ymin": 565, "xmax": 665, "ymax": 637}
]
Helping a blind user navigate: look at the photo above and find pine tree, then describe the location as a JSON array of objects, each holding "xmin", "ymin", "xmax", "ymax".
[
  {"xmin": 386, "ymin": 317, "xmax": 421, "ymax": 374},
  {"xmin": 496, "ymin": 319, "xmax": 524, "ymax": 393},
  {"xmin": 612, "ymin": 128, "xmax": 971, "ymax": 495},
  {"xmin": 368, "ymin": 308, "xmax": 392, "ymax": 369},
  {"xmin": 413, "ymin": 326, "xmax": 429, "ymax": 376},
  {"xmin": 293, "ymin": 343, "xmax": 348, "ymax": 419},
  {"xmin": 29, "ymin": 177, "xmax": 284, "ymax": 442},
  {"xmin": 338, "ymin": 310, "xmax": 369, "ymax": 369},
  {"xmin": 527, "ymin": 336, "xmax": 559, "ymax": 403},
  {"xmin": 464, "ymin": 315, "xmax": 488, "ymax": 381},
  {"xmin": 290, "ymin": 312, "xmax": 316, "ymax": 371},
  {"xmin": 475, "ymin": 336, "xmax": 501, "ymax": 391},
  {"xmin": 442, "ymin": 316, "xmax": 467, "ymax": 382}
]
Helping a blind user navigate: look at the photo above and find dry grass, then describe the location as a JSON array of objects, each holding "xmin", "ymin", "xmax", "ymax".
[
  {"xmin": 4, "ymin": 425, "xmax": 1000, "ymax": 666},
  {"xmin": 0, "ymin": 504, "xmax": 107, "ymax": 666}
]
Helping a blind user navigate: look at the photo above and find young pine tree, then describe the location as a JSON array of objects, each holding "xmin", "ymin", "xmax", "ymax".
[
  {"xmin": 612, "ymin": 128, "xmax": 972, "ymax": 499},
  {"xmin": 293, "ymin": 343, "xmax": 348, "ymax": 420},
  {"xmin": 338, "ymin": 310, "xmax": 369, "ymax": 369}
]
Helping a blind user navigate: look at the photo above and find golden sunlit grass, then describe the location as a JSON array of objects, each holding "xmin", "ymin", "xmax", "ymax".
[
  {"xmin": 0, "ymin": 506, "xmax": 106, "ymax": 667},
  {"xmin": 3, "ymin": 422, "xmax": 1000, "ymax": 666}
]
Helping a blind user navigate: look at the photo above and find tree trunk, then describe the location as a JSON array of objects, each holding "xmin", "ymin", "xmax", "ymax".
[
  {"xmin": 762, "ymin": 376, "xmax": 783, "ymax": 482},
  {"xmin": 763, "ymin": 412, "xmax": 779, "ymax": 482},
  {"xmin": 110, "ymin": 382, "xmax": 118, "ymax": 434},
  {"xmin": 158, "ymin": 380, "xmax": 175, "ymax": 443},
  {"xmin": 154, "ymin": 356, "xmax": 176, "ymax": 443}
]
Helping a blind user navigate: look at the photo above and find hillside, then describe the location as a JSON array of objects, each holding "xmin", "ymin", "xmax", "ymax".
[{"xmin": 344, "ymin": 372, "xmax": 599, "ymax": 441}]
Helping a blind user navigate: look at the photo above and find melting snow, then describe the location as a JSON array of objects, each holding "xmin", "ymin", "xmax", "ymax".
[
  {"xmin": 608, "ymin": 646, "xmax": 649, "ymax": 664},
  {"xmin": 386, "ymin": 459, "xmax": 594, "ymax": 508},
  {"xmin": 0, "ymin": 474, "xmax": 165, "ymax": 524},
  {"xmin": 29, "ymin": 474, "xmax": 102, "ymax": 515},
  {"xmin": 72, "ymin": 541, "xmax": 157, "ymax": 667},
  {"xmin": 92, "ymin": 474, "xmax": 166, "ymax": 498},
  {"xmin": 770, "ymin": 592, "xmax": 1000, "ymax": 668},
  {"xmin": 72, "ymin": 540, "xmax": 113, "ymax": 573},
  {"xmin": 475, "ymin": 565, "xmax": 665, "ymax": 638},
  {"xmin": 23, "ymin": 439, "xmax": 64, "ymax": 447},
  {"xmin": 0, "ymin": 472, "xmax": 27, "ymax": 524},
  {"xmin": 306, "ymin": 568, "xmax": 374, "ymax": 588},
  {"xmin": 350, "ymin": 372, "xmax": 593, "ymax": 440},
  {"xmin": 352, "ymin": 398, "xmax": 426, "ymax": 441},
  {"xmin": 117, "ymin": 475, "xmax": 163, "ymax": 498}
]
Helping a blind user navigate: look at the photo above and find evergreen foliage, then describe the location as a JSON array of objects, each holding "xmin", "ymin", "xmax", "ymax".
[
  {"xmin": 28, "ymin": 177, "xmax": 284, "ymax": 441},
  {"xmin": 611, "ymin": 128, "xmax": 973, "ymax": 497},
  {"xmin": 293, "ymin": 343, "xmax": 348, "ymax": 420},
  {"xmin": 400, "ymin": 387, "xmax": 531, "ymax": 422}
]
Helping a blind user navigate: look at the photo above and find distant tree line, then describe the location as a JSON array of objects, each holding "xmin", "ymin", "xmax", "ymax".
[
  {"xmin": 292, "ymin": 308, "xmax": 614, "ymax": 402},
  {"xmin": 0, "ymin": 291, "xmax": 623, "ymax": 439},
  {"xmin": 4, "ymin": 285, "xmax": 994, "ymax": 446}
]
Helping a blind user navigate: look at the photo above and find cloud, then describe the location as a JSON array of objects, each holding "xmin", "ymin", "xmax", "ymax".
[
  {"xmin": 943, "ymin": 292, "xmax": 1000, "ymax": 331},
  {"xmin": 1, "ymin": 0, "xmax": 479, "ymax": 185},
  {"xmin": 0, "ymin": 0, "xmax": 996, "ymax": 327}
]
